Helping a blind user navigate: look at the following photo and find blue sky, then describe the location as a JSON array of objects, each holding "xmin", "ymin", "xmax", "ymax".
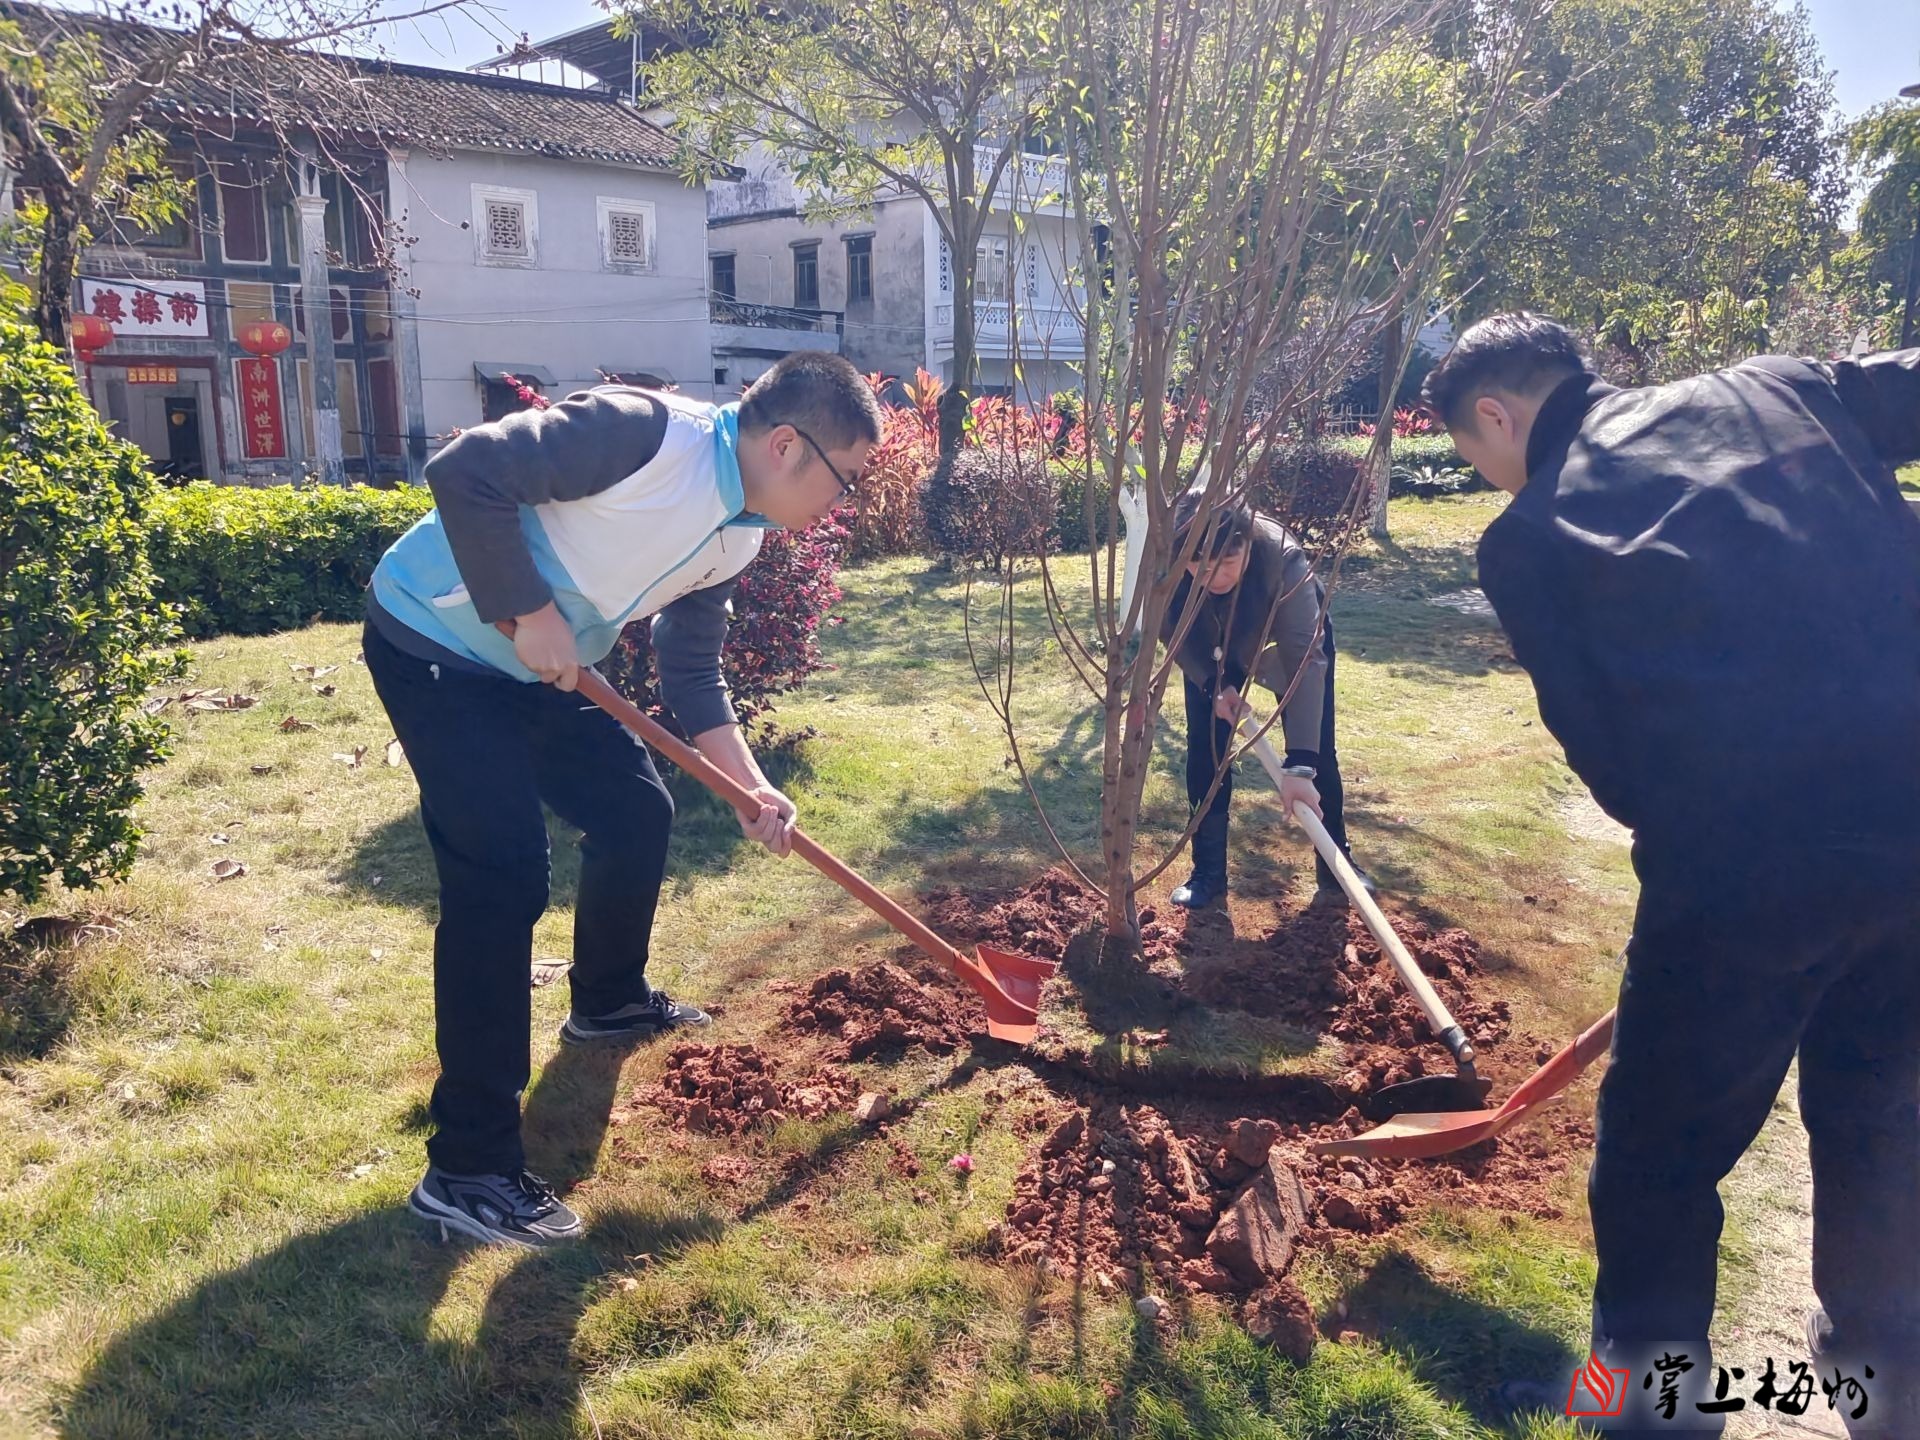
[{"xmin": 374, "ymin": 0, "xmax": 1919, "ymax": 123}]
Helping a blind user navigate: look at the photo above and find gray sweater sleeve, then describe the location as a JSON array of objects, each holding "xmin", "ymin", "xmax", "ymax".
[
  {"xmin": 423, "ymin": 388, "xmax": 668, "ymax": 623},
  {"xmin": 652, "ymin": 580, "xmax": 739, "ymax": 736},
  {"xmin": 1262, "ymin": 552, "xmax": 1329, "ymax": 757}
]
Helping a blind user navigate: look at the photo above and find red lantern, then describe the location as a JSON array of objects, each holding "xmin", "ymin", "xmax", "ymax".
[
  {"xmin": 236, "ymin": 320, "xmax": 292, "ymax": 357},
  {"xmin": 71, "ymin": 313, "xmax": 115, "ymax": 359}
]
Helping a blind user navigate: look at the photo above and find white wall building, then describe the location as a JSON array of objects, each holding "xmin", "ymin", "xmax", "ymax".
[
  {"xmin": 480, "ymin": 21, "xmax": 1089, "ymax": 405},
  {"xmin": 705, "ymin": 142, "xmax": 1085, "ymax": 403},
  {"xmin": 395, "ymin": 140, "xmax": 717, "ymax": 442},
  {"xmin": 7, "ymin": 1, "xmax": 719, "ymax": 486}
]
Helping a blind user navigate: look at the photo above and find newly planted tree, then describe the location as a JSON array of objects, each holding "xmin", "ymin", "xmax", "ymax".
[{"xmin": 971, "ymin": 0, "xmax": 1544, "ymax": 940}]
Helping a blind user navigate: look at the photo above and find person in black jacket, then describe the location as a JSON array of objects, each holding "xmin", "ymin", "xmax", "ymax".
[
  {"xmin": 1159, "ymin": 489, "xmax": 1371, "ymax": 909},
  {"xmin": 1424, "ymin": 313, "xmax": 1920, "ymax": 1436}
]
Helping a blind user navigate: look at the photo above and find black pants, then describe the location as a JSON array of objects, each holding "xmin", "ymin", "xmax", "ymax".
[
  {"xmin": 1588, "ymin": 851, "xmax": 1920, "ymax": 1435},
  {"xmin": 1183, "ymin": 622, "xmax": 1349, "ymax": 888},
  {"xmin": 364, "ymin": 623, "xmax": 674, "ymax": 1176}
]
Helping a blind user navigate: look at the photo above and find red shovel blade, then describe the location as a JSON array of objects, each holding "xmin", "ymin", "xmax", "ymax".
[
  {"xmin": 970, "ymin": 944, "xmax": 1058, "ymax": 1044},
  {"xmin": 1315, "ymin": 1106, "xmax": 1505, "ymax": 1160},
  {"xmin": 1313, "ymin": 1008, "xmax": 1616, "ymax": 1161}
]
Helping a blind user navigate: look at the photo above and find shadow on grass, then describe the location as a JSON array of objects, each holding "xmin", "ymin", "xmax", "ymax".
[
  {"xmin": 58, "ymin": 1199, "xmax": 724, "ymax": 1440},
  {"xmin": 332, "ymin": 745, "xmax": 819, "ymax": 916},
  {"xmin": 521, "ymin": 1038, "xmax": 631, "ymax": 1194},
  {"xmin": 0, "ymin": 937, "xmax": 81, "ymax": 1062},
  {"xmin": 1335, "ymin": 1244, "xmax": 1584, "ymax": 1430}
]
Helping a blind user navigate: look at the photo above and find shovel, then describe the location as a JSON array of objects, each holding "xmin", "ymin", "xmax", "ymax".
[
  {"xmin": 566, "ymin": 667, "xmax": 1057, "ymax": 1043},
  {"xmin": 1313, "ymin": 1008, "xmax": 1615, "ymax": 1160},
  {"xmin": 1240, "ymin": 723, "xmax": 1493, "ymax": 1120}
]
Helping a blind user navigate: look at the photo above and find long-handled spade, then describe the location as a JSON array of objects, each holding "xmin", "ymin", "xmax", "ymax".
[
  {"xmin": 1239, "ymin": 722, "xmax": 1494, "ymax": 1120},
  {"xmin": 1314, "ymin": 1008, "xmax": 1615, "ymax": 1160},
  {"xmin": 566, "ymin": 667, "xmax": 1057, "ymax": 1043}
]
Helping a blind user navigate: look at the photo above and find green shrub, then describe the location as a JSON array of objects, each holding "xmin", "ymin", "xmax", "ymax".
[
  {"xmin": 1383, "ymin": 433, "xmax": 1466, "ymax": 471},
  {"xmin": 921, "ymin": 449, "xmax": 1057, "ymax": 569},
  {"xmin": 1049, "ymin": 459, "xmax": 1116, "ymax": 552},
  {"xmin": 145, "ymin": 482, "xmax": 434, "ymax": 637},
  {"xmin": 1250, "ymin": 439, "xmax": 1369, "ymax": 550},
  {"xmin": 0, "ymin": 322, "xmax": 184, "ymax": 902}
]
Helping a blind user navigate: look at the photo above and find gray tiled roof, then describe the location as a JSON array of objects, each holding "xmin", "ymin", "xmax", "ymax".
[{"xmin": 4, "ymin": 2, "xmax": 705, "ymax": 175}]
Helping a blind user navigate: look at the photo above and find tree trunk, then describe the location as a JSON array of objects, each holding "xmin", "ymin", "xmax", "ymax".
[
  {"xmin": 1901, "ymin": 194, "xmax": 1920, "ymax": 350},
  {"xmin": 937, "ymin": 152, "xmax": 981, "ymax": 458},
  {"xmin": 1365, "ymin": 312, "xmax": 1401, "ymax": 539},
  {"xmin": 940, "ymin": 303, "xmax": 974, "ymax": 456},
  {"xmin": 35, "ymin": 208, "xmax": 81, "ymax": 355}
]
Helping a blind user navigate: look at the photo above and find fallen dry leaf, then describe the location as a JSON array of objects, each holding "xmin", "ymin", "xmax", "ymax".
[
  {"xmin": 179, "ymin": 687, "xmax": 219, "ymax": 702},
  {"xmin": 210, "ymin": 832, "xmax": 230, "ymax": 845},
  {"xmin": 313, "ymin": 684, "xmax": 338, "ymax": 698},
  {"xmin": 369, "ymin": 947, "xmax": 385, "ymax": 960},
  {"xmin": 250, "ymin": 763, "xmax": 275, "ymax": 776},
  {"xmin": 142, "ymin": 695, "xmax": 174, "ymax": 717},
  {"xmin": 352, "ymin": 651, "xmax": 367, "ymax": 665},
  {"xmin": 291, "ymin": 664, "xmax": 340, "ymax": 681},
  {"xmin": 187, "ymin": 693, "xmax": 259, "ymax": 713},
  {"xmin": 279, "ymin": 716, "xmax": 315, "ymax": 733},
  {"xmin": 530, "ymin": 957, "xmax": 571, "ymax": 987},
  {"xmin": 331, "ymin": 746, "xmax": 368, "ymax": 769},
  {"xmin": 210, "ymin": 859, "xmax": 247, "ymax": 881},
  {"xmin": 384, "ymin": 738, "xmax": 405, "ymax": 767}
]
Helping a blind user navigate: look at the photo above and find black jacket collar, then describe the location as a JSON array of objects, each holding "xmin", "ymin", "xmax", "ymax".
[{"xmin": 1521, "ymin": 372, "xmax": 1620, "ymax": 490}]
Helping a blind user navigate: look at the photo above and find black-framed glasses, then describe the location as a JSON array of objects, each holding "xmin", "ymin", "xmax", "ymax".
[{"xmin": 792, "ymin": 425, "xmax": 861, "ymax": 503}]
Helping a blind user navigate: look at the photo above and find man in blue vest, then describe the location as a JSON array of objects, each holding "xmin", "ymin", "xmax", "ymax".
[{"xmin": 364, "ymin": 352, "xmax": 881, "ymax": 1247}]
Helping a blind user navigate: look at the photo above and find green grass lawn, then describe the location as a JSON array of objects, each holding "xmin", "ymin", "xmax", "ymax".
[{"xmin": 0, "ymin": 496, "xmax": 1643, "ymax": 1440}]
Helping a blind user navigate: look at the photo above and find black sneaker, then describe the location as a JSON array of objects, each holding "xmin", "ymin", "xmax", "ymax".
[
  {"xmin": 558, "ymin": 989, "xmax": 712, "ymax": 1046},
  {"xmin": 408, "ymin": 1165, "xmax": 582, "ymax": 1247}
]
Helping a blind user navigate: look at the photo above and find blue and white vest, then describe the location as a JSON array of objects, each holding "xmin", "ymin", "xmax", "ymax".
[{"xmin": 370, "ymin": 396, "xmax": 768, "ymax": 682}]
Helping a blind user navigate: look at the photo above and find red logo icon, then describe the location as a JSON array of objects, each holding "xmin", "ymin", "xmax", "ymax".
[{"xmin": 1568, "ymin": 1352, "xmax": 1632, "ymax": 1417}]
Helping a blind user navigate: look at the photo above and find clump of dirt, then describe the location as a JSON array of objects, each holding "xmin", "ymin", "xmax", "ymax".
[
  {"xmin": 991, "ymin": 1096, "xmax": 1586, "ymax": 1351},
  {"xmin": 782, "ymin": 958, "xmax": 980, "ymax": 1059},
  {"xmin": 699, "ymin": 1153, "xmax": 760, "ymax": 1189},
  {"xmin": 924, "ymin": 869, "xmax": 1183, "ymax": 966},
  {"xmin": 993, "ymin": 1101, "xmax": 1320, "ymax": 1352},
  {"xmin": 1182, "ymin": 906, "xmax": 1512, "ymax": 1092},
  {"xmin": 650, "ymin": 1042, "xmax": 857, "ymax": 1134},
  {"xmin": 1305, "ymin": 1108, "xmax": 1591, "ymax": 1232}
]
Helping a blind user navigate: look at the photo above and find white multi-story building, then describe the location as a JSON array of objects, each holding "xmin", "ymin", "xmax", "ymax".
[
  {"xmin": 478, "ymin": 21, "xmax": 1089, "ymax": 403},
  {"xmin": 4, "ymin": 2, "xmax": 720, "ymax": 485}
]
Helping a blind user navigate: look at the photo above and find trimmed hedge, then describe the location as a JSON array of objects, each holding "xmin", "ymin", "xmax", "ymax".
[
  {"xmin": 922, "ymin": 449, "xmax": 1057, "ymax": 569},
  {"xmin": 1050, "ymin": 460, "xmax": 1116, "ymax": 552},
  {"xmin": 147, "ymin": 482, "xmax": 434, "ymax": 638}
]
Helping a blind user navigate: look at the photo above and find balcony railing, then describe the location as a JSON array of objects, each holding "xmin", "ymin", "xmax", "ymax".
[
  {"xmin": 975, "ymin": 146, "xmax": 1070, "ymax": 206},
  {"xmin": 709, "ymin": 297, "xmax": 844, "ymax": 337},
  {"xmin": 934, "ymin": 299, "xmax": 1082, "ymax": 338}
]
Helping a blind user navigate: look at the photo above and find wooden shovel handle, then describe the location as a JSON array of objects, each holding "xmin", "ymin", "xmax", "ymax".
[
  {"xmin": 567, "ymin": 668, "xmax": 969, "ymax": 972},
  {"xmin": 1240, "ymin": 724, "xmax": 1474, "ymax": 1066}
]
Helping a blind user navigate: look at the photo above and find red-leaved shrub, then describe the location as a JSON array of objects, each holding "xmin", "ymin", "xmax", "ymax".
[
  {"xmin": 604, "ymin": 508, "xmax": 850, "ymax": 744},
  {"xmin": 842, "ymin": 376, "xmax": 936, "ymax": 561}
]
